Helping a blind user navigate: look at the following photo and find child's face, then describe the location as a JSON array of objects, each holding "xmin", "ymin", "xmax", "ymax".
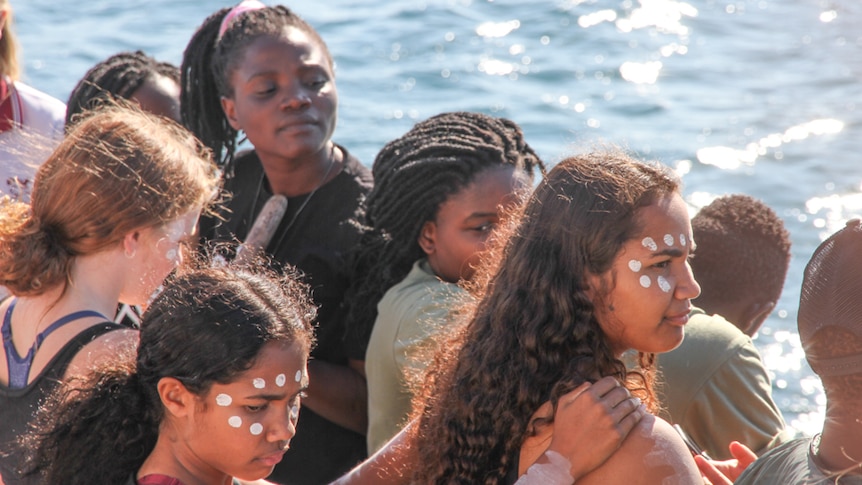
[
  {"xmin": 420, "ymin": 165, "xmax": 529, "ymax": 283},
  {"xmin": 220, "ymin": 26, "xmax": 337, "ymax": 165},
  {"xmin": 590, "ymin": 193, "xmax": 701, "ymax": 356},
  {"xmin": 185, "ymin": 340, "xmax": 308, "ymax": 481},
  {"xmin": 130, "ymin": 73, "xmax": 181, "ymax": 124}
]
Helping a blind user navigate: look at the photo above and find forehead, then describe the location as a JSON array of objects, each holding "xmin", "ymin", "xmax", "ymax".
[
  {"xmin": 631, "ymin": 193, "xmax": 691, "ymax": 241},
  {"xmin": 237, "ymin": 26, "xmax": 331, "ymax": 69},
  {"xmin": 224, "ymin": 341, "xmax": 308, "ymax": 389}
]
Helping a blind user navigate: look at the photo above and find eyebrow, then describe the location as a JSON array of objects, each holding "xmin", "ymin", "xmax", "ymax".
[
  {"xmin": 246, "ymin": 385, "xmax": 309, "ymax": 401},
  {"xmin": 466, "ymin": 211, "xmax": 498, "ymax": 220},
  {"xmin": 651, "ymin": 248, "xmax": 685, "ymax": 258}
]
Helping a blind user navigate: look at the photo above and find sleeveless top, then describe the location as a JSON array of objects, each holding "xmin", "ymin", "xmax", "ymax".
[{"xmin": 0, "ymin": 319, "xmax": 123, "ymax": 485}]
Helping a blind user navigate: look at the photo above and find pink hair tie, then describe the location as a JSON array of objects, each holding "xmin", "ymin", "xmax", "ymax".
[{"xmin": 218, "ymin": 0, "xmax": 267, "ymax": 38}]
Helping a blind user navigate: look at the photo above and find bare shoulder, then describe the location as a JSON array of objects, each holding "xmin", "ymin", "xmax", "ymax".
[
  {"xmin": 578, "ymin": 414, "xmax": 702, "ymax": 485},
  {"xmin": 65, "ymin": 328, "xmax": 139, "ymax": 378}
]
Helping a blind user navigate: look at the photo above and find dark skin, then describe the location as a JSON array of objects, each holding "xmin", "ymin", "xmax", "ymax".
[{"xmin": 220, "ymin": 26, "xmax": 365, "ymax": 434}]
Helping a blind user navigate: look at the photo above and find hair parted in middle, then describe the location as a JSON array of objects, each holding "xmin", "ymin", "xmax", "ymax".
[
  {"xmin": 180, "ymin": 4, "xmax": 331, "ymax": 171},
  {"xmin": 409, "ymin": 150, "xmax": 680, "ymax": 484},
  {"xmin": 343, "ymin": 111, "xmax": 546, "ymax": 351}
]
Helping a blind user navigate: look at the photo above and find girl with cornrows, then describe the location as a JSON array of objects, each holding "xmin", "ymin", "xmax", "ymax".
[
  {"xmin": 343, "ymin": 111, "xmax": 545, "ymax": 454},
  {"xmin": 23, "ymin": 265, "xmax": 316, "ymax": 485},
  {"xmin": 181, "ymin": 3, "xmax": 371, "ymax": 483},
  {"xmin": 403, "ymin": 151, "xmax": 705, "ymax": 484},
  {"xmin": 66, "ymin": 50, "xmax": 182, "ymax": 129},
  {"xmin": 0, "ymin": 106, "xmax": 219, "ymax": 485}
]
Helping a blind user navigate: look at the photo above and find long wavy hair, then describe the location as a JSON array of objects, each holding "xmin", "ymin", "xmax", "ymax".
[{"xmin": 410, "ymin": 151, "xmax": 680, "ymax": 484}]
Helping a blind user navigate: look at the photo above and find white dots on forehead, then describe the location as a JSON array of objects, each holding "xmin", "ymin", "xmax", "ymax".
[
  {"xmin": 640, "ymin": 275, "xmax": 652, "ymax": 288},
  {"xmin": 215, "ymin": 393, "xmax": 233, "ymax": 406},
  {"xmin": 642, "ymin": 237, "xmax": 658, "ymax": 252},
  {"xmin": 250, "ymin": 423, "xmax": 263, "ymax": 435},
  {"xmin": 657, "ymin": 276, "xmax": 671, "ymax": 293},
  {"xmin": 276, "ymin": 374, "xmax": 286, "ymax": 387},
  {"xmin": 628, "ymin": 260, "xmax": 642, "ymax": 272},
  {"xmin": 228, "ymin": 416, "xmax": 242, "ymax": 428},
  {"xmin": 679, "ymin": 234, "xmax": 686, "ymax": 246},
  {"xmin": 295, "ymin": 370, "xmax": 302, "ymax": 383},
  {"xmin": 663, "ymin": 234, "xmax": 674, "ymax": 247}
]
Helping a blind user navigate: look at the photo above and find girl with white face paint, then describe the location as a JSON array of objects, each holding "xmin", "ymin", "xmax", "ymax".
[
  {"xmin": 23, "ymin": 265, "xmax": 317, "ymax": 485},
  {"xmin": 0, "ymin": 107, "xmax": 219, "ymax": 485},
  {"xmin": 403, "ymin": 151, "xmax": 703, "ymax": 484}
]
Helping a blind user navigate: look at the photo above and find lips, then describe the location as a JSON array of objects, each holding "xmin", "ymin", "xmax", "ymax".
[
  {"xmin": 664, "ymin": 308, "xmax": 691, "ymax": 326},
  {"xmin": 256, "ymin": 450, "xmax": 286, "ymax": 467},
  {"xmin": 277, "ymin": 117, "xmax": 317, "ymax": 132}
]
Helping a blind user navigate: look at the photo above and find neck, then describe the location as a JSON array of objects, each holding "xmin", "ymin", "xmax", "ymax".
[
  {"xmin": 139, "ymin": 432, "xmax": 233, "ymax": 485},
  {"xmin": 815, "ymin": 404, "xmax": 862, "ymax": 475},
  {"xmin": 259, "ymin": 142, "xmax": 342, "ymax": 197}
]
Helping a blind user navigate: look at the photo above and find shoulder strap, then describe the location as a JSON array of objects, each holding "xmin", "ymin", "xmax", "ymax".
[{"xmin": 3, "ymin": 301, "xmax": 110, "ymax": 389}]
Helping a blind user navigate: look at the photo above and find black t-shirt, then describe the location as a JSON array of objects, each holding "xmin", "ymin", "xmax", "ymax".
[{"xmin": 199, "ymin": 147, "xmax": 372, "ymax": 485}]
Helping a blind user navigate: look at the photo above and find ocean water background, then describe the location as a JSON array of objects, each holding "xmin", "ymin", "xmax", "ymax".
[{"xmin": 12, "ymin": 0, "xmax": 861, "ymax": 438}]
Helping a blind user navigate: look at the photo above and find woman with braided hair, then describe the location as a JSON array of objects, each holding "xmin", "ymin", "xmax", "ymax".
[
  {"xmin": 65, "ymin": 50, "xmax": 181, "ymax": 129},
  {"xmin": 342, "ymin": 111, "xmax": 544, "ymax": 453},
  {"xmin": 404, "ymin": 151, "xmax": 704, "ymax": 484},
  {"xmin": 180, "ymin": 3, "xmax": 372, "ymax": 483}
]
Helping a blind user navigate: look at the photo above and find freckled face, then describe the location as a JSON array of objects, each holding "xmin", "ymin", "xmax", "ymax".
[
  {"xmin": 590, "ymin": 193, "xmax": 701, "ymax": 356},
  {"xmin": 187, "ymin": 341, "xmax": 308, "ymax": 481},
  {"xmin": 421, "ymin": 166, "xmax": 529, "ymax": 283},
  {"xmin": 220, "ymin": 26, "xmax": 337, "ymax": 166}
]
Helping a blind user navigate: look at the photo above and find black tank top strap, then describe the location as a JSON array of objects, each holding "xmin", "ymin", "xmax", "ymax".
[{"xmin": 38, "ymin": 321, "xmax": 126, "ymax": 384}]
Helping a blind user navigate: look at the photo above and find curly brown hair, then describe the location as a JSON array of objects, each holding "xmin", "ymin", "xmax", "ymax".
[{"xmin": 410, "ymin": 150, "xmax": 680, "ymax": 484}]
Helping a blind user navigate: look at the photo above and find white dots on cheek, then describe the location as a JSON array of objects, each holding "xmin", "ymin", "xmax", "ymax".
[
  {"xmin": 295, "ymin": 370, "xmax": 302, "ymax": 383},
  {"xmin": 657, "ymin": 276, "xmax": 671, "ymax": 293},
  {"xmin": 290, "ymin": 405, "xmax": 299, "ymax": 420},
  {"xmin": 679, "ymin": 234, "xmax": 686, "ymax": 246},
  {"xmin": 253, "ymin": 378, "xmax": 266, "ymax": 389},
  {"xmin": 228, "ymin": 416, "xmax": 242, "ymax": 428},
  {"xmin": 628, "ymin": 260, "xmax": 642, "ymax": 272},
  {"xmin": 276, "ymin": 374, "xmax": 286, "ymax": 387},
  {"xmin": 640, "ymin": 275, "xmax": 652, "ymax": 288},
  {"xmin": 215, "ymin": 393, "xmax": 232, "ymax": 406},
  {"xmin": 663, "ymin": 234, "xmax": 674, "ymax": 247},
  {"xmin": 165, "ymin": 248, "xmax": 178, "ymax": 261},
  {"xmin": 642, "ymin": 237, "xmax": 658, "ymax": 251},
  {"xmin": 250, "ymin": 423, "xmax": 263, "ymax": 435}
]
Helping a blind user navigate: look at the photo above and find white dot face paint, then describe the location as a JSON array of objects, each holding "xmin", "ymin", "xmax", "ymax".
[
  {"xmin": 253, "ymin": 378, "xmax": 266, "ymax": 389},
  {"xmin": 290, "ymin": 405, "xmax": 299, "ymax": 420},
  {"xmin": 628, "ymin": 260, "xmax": 642, "ymax": 272},
  {"xmin": 642, "ymin": 237, "xmax": 658, "ymax": 251},
  {"xmin": 165, "ymin": 248, "xmax": 178, "ymax": 261},
  {"xmin": 663, "ymin": 234, "xmax": 674, "ymax": 247},
  {"xmin": 679, "ymin": 234, "xmax": 686, "ymax": 246},
  {"xmin": 295, "ymin": 370, "xmax": 302, "ymax": 383},
  {"xmin": 215, "ymin": 393, "xmax": 232, "ymax": 406},
  {"xmin": 657, "ymin": 276, "xmax": 671, "ymax": 293},
  {"xmin": 640, "ymin": 275, "xmax": 652, "ymax": 288},
  {"xmin": 275, "ymin": 374, "xmax": 286, "ymax": 387},
  {"xmin": 228, "ymin": 416, "xmax": 242, "ymax": 428},
  {"xmin": 250, "ymin": 423, "xmax": 263, "ymax": 435}
]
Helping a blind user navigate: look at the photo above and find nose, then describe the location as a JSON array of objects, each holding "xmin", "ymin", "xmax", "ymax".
[
  {"xmin": 280, "ymin": 82, "xmax": 311, "ymax": 111},
  {"xmin": 676, "ymin": 261, "xmax": 701, "ymax": 301},
  {"xmin": 267, "ymin": 406, "xmax": 298, "ymax": 443}
]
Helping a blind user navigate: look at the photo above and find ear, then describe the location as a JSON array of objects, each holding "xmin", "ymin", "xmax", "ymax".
[
  {"xmin": 220, "ymin": 96, "xmax": 242, "ymax": 131},
  {"xmin": 157, "ymin": 377, "xmax": 195, "ymax": 418},
  {"xmin": 739, "ymin": 301, "xmax": 776, "ymax": 337},
  {"xmin": 122, "ymin": 230, "xmax": 142, "ymax": 258},
  {"xmin": 417, "ymin": 221, "xmax": 437, "ymax": 256}
]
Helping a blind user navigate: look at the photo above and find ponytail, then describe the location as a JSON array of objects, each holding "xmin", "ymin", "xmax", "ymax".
[{"xmin": 22, "ymin": 357, "xmax": 161, "ymax": 485}]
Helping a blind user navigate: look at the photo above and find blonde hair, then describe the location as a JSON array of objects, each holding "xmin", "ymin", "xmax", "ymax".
[
  {"xmin": 0, "ymin": 0, "xmax": 20, "ymax": 80},
  {"xmin": 0, "ymin": 106, "xmax": 220, "ymax": 296}
]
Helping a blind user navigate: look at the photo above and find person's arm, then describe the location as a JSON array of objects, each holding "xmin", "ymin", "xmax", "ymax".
[
  {"xmin": 330, "ymin": 376, "xmax": 645, "ymax": 485},
  {"xmin": 516, "ymin": 377, "xmax": 646, "ymax": 484},
  {"xmin": 302, "ymin": 359, "xmax": 367, "ymax": 434},
  {"xmin": 570, "ymin": 414, "xmax": 702, "ymax": 485}
]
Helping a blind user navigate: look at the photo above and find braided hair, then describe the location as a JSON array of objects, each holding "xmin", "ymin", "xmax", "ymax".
[
  {"xmin": 180, "ymin": 5, "xmax": 332, "ymax": 172},
  {"xmin": 65, "ymin": 50, "xmax": 180, "ymax": 129},
  {"xmin": 344, "ymin": 111, "xmax": 545, "ymax": 353}
]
